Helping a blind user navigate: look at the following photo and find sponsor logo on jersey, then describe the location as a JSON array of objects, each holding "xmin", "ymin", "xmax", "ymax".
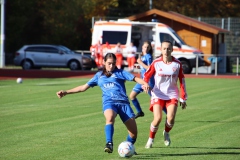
[
  {"xmin": 103, "ymin": 83, "xmax": 115, "ymax": 89},
  {"xmin": 158, "ymin": 74, "xmax": 171, "ymax": 77},
  {"xmin": 157, "ymin": 73, "xmax": 177, "ymax": 78}
]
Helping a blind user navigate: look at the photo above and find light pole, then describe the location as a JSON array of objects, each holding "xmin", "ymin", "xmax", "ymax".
[
  {"xmin": 149, "ymin": 0, "xmax": 152, "ymax": 10},
  {"xmin": 0, "ymin": 0, "xmax": 5, "ymax": 68}
]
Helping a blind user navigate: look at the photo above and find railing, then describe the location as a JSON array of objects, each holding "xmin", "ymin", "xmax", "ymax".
[
  {"xmin": 195, "ymin": 54, "xmax": 239, "ymax": 76},
  {"xmin": 76, "ymin": 50, "xmax": 239, "ymax": 76}
]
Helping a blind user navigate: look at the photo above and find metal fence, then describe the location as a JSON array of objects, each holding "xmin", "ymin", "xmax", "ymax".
[
  {"xmin": 194, "ymin": 17, "xmax": 240, "ymax": 56},
  {"xmin": 193, "ymin": 53, "xmax": 239, "ymax": 76},
  {"xmin": 76, "ymin": 50, "xmax": 239, "ymax": 76}
]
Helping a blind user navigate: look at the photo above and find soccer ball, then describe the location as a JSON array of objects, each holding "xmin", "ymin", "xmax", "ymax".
[
  {"xmin": 16, "ymin": 78, "xmax": 23, "ymax": 84},
  {"xmin": 118, "ymin": 141, "xmax": 135, "ymax": 158}
]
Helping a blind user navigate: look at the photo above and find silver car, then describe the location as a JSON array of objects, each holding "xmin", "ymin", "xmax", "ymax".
[{"xmin": 13, "ymin": 44, "xmax": 95, "ymax": 70}]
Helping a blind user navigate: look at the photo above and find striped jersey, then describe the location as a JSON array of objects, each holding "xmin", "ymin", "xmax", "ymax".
[{"xmin": 143, "ymin": 56, "xmax": 187, "ymax": 102}]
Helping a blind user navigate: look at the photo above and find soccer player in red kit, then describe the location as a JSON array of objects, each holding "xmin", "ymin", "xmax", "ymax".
[{"xmin": 144, "ymin": 40, "xmax": 187, "ymax": 148}]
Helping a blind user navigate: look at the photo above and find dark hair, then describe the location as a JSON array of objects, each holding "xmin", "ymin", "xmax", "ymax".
[
  {"xmin": 102, "ymin": 53, "xmax": 117, "ymax": 77},
  {"xmin": 161, "ymin": 40, "xmax": 173, "ymax": 46},
  {"xmin": 145, "ymin": 41, "xmax": 153, "ymax": 55},
  {"xmin": 141, "ymin": 41, "xmax": 153, "ymax": 56}
]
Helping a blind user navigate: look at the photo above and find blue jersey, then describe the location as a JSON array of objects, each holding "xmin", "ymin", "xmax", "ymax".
[
  {"xmin": 140, "ymin": 53, "xmax": 154, "ymax": 87},
  {"xmin": 87, "ymin": 69, "xmax": 135, "ymax": 106}
]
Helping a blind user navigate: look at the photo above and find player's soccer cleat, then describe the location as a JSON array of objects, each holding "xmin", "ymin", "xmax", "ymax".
[
  {"xmin": 104, "ymin": 142, "xmax": 113, "ymax": 153},
  {"xmin": 163, "ymin": 130, "xmax": 171, "ymax": 146},
  {"xmin": 135, "ymin": 111, "xmax": 145, "ymax": 119},
  {"xmin": 145, "ymin": 138, "xmax": 153, "ymax": 149}
]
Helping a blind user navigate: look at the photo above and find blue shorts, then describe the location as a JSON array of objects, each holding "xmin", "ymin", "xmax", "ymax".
[
  {"xmin": 132, "ymin": 83, "xmax": 153, "ymax": 96},
  {"xmin": 103, "ymin": 103, "xmax": 135, "ymax": 123}
]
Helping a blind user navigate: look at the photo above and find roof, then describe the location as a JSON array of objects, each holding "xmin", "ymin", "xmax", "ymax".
[{"xmin": 126, "ymin": 9, "xmax": 229, "ymax": 34}]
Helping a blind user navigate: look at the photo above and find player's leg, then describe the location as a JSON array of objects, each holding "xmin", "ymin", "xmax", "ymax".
[
  {"xmin": 116, "ymin": 54, "xmax": 122, "ymax": 69},
  {"xmin": 119, "ymin": 104, "xmax": 138, "ymax": 155},
  {"xmin": 103, "ymin": 108, "xmax": 117, "ymax": 153},
  {"xmin": 125, "ymin": 118, "xmax": 138, "ymax": 144},
  {"xmin": 119, "ymin": 54, "xmax": 123, "ymax": 69},
  {"xmin": 129, "ymin": 84, "xmax": 144, "ymax": 119},
  {"xmin": 127, "ymin": 57, "xmax": 131, "ymax": 71},
  {"xmin": 99, "ymin": 54, "xmax": 103, "ymax": 68},
  {"xmin": 131, "ymin": 57, "xmax": 136, "ymax": 71},
  {"xmin": 163, "ymin": 99, "xmax": 178, "ymax": 146},
  {"xmin": 115, "ymin": 54, "xmax": 120, "ymax": 68},
  {"xmin": 124, "ymin": 118, "xmax": 138, "ymax": 155},
  {"xmin": 118, "ymin": 104, "xmax": 137, "ymax": 144},
  {"xmin": 145, "ymin": 103, "xmax": 163, "ymax": 148}
]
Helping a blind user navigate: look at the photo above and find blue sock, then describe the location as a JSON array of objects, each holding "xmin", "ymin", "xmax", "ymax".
[
  {"xmin": 127, "ymin": 134, "xmax": 136, "ymax": 144},
  {"xmin": 105, "ymin": 124, "xmax": 114, "ymax": 143},
  {"xmin": 131, "ymin": 98, "xmax": 142, "ymax": 113}
]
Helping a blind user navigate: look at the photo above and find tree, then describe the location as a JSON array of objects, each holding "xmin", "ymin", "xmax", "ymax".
[
  {"xmin": 6, "ymin": 0, "xmax": 92, "ymax": 54},
  {"xmin": 36, "ymin": 0, "xmax": 91, "ymax": 50},
  {"xmin": 153, "ymin": 0, "xmax": 240, "ymax": 17},
  {"xmin": 5, "ymin": 0, "xmax": 240, "ymax": 60},
  {"xmin": 6, "ymin": 0, "xmax": 43, "ymax": 53}
]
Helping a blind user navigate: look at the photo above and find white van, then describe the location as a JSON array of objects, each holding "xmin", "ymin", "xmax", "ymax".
[{"xmin": 90, "ymin": 19, "xmax": 205, "ymax": 73}]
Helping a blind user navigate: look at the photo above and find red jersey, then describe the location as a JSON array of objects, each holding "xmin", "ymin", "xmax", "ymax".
[{"xmin": 144, "ymin": 56, "xmax": 187, "ymax": 102}]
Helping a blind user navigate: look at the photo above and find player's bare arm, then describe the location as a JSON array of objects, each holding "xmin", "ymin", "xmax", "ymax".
[
  {"xmin": 133, "ymin": 77, "xmax": 150, "ymax": 93},
  {"xmin": 56, "ymin": 84, "xmax": 90, "ymax": 99},
  {"xmin": 137, "ymin": 59, "xmax": 149, "ymax": 70}
]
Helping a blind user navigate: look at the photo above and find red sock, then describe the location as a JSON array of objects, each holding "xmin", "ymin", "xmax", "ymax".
[
  {"xmin": 149, "ymin": 123, "xmax": 158, "ymax": 138},
  {"xmin": 165, "ymin": 121, "xmax": 173, "ymax": 132}
]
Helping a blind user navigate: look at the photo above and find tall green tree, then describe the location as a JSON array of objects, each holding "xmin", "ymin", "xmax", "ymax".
[
  {"xmin": 36, "ymin": 0, "xmax": 91, "ymax": 50},
  {"xmin": 6, "ymin": 0, "xmax": 43, "ymax": 53},
  {"xmin": 6, "ymin": 0, "xmax": 92, "ymax": 54},
  {"xmin": 5, "ymin": 0, "xmax": 240, "ymax": 59},
  {"xmin": 153, "ymin": 0, "xmax": 240, "ymax": 17}
]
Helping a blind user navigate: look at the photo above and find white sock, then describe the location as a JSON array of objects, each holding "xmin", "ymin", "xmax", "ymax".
[{"xmin": 148, "ymin": 138, "xmax": 154, "ymax": 143}]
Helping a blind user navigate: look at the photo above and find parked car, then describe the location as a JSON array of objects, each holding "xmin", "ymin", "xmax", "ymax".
[{"xmin": 13, "ymin": 44, "xmax": 96, "ymax": 70}]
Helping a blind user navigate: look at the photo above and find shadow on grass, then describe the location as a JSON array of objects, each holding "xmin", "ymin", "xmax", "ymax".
[
  {"xmin": 178, "ymin": 120, "xmax": 240, "ymax": 123},
  {"xmin": 152, "ymin": 146, "xmax": 240, "ymax": 150},
  {"xmin": 131, "ymin": 147, "xmax": 240, "ymax": 159}
]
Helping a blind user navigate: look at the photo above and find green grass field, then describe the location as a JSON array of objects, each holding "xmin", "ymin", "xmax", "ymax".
[{"xmin": 0, "ymin": 77, "xmax": 240, "ymax": 160}]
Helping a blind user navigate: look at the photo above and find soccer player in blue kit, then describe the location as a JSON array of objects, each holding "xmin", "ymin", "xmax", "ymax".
[
  {"xmin": 129, "ymin": 41, "xmax": 167, "ymax": 119},
  {"xmin": 56, "ymin": 53, "xmax": 150, "ymax": 154}
]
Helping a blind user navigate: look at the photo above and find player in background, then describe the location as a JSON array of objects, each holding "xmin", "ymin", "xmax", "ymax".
[
  {"xmin": 144, "ymin": 40, "xmax": 187, "ymax": 148},
  {"xmin": 126, "ymin": 42, "xmax": 137, "ymax": 72},
  {"xmin": 91, "ymin": 40, "xmax": 103, "ymax": 69},
  {"xmin": 56, "ymin": 53, "xmax": 150, "ymax": 154},
  {"xmin": 129, "ymin": 41, "xmax": 154, "ymax": 118},
  {"xmin": 114, "ymin": 42, "xmax": 123, "ymax": 69},
  {"xmin": 129, "ymin": 41, "xmax": 167, "ymax": 119}
]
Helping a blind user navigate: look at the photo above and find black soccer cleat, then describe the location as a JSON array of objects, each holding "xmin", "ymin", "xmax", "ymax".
[
  {"xmin": 104, "ymin": 142, "xmax": 113, "ymax": 153},
  {"xmin": 135, "ymin": 111, "xmax": 145, "ymax": 119}
]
